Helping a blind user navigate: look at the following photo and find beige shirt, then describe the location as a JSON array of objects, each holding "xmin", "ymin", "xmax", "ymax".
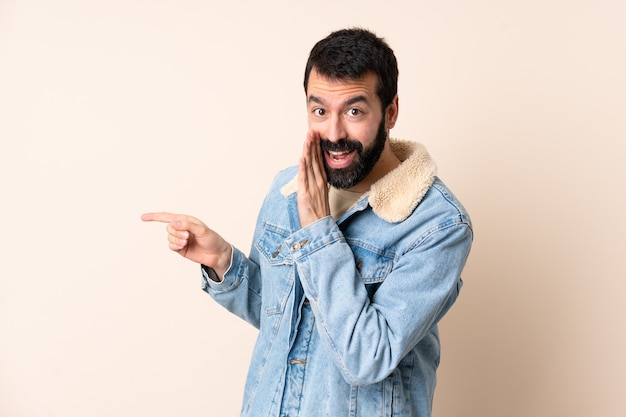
[{"xmin": 329, "ymin": 187, "xmax": 364, "ymax": 220}]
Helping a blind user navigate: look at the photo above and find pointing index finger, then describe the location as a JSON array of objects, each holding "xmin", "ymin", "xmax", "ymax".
[{"xmin": 141, "ymin": 212, "xmax": 181, "ymax": 223}]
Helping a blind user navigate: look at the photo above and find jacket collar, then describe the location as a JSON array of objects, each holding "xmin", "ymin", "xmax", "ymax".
[{"xmin": 280, "ymin": 139, "xmax": 437, "ymax": 223}]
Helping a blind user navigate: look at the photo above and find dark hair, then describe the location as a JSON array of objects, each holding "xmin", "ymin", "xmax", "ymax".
[{"xmin": 303, "ymin": 28, "xmax": 399, "ymax": 110}]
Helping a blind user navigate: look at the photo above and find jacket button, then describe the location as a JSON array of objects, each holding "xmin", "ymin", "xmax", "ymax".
[{"xmin": 292, "ymin": 239, "xmax": 308, "ymax": 251}]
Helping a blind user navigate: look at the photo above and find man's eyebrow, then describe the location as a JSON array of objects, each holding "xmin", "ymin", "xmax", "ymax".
[
  {"xmin": 344, "ymin": 95, "xmax": 368, "ymax": 106},
  {"xmin": 308, "ymin": 95, "xmax": 325, "ymax": 106},
  {"xmin": 307, "ymin": 94, "xmax": 370, "ymax": 107}
]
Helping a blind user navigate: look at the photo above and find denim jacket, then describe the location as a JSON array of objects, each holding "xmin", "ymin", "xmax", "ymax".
[{"xmin": 202, "ymin": 140, "xmax": 473, "ymax": 417}]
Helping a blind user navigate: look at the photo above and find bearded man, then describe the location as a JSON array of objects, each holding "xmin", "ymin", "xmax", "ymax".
[{"xmin": 143, "ymin": 28, "xmax": 473, "ymax": 417}]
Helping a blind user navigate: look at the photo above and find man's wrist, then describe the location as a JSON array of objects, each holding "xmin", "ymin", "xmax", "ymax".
[{"xmin": 203, "ymin": 244, "xmax": 233, "ymax": 282}]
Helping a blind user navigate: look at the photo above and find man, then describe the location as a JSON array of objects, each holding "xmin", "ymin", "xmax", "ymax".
[{"xmin": 142, "ymin": 28, "xmax": 472, "ymax": 417}]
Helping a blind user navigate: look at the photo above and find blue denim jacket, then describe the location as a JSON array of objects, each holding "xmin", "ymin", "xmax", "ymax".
[{"xmin": 202, "ymin": 140, "xmax": 473, "ymax": 417}]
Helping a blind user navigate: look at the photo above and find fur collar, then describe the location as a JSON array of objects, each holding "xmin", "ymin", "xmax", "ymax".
[{"xmin": 280, "ymin": 139, "xmax": 437, "ymax": 223}]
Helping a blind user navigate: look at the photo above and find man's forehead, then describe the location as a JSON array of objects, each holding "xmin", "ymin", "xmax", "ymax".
[{"xmin": 307, "ymin": 69, "xmax": 378, "ymax": 102}]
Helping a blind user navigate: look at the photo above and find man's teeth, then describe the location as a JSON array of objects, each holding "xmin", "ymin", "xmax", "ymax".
[{"xmin": 329, "ymin": 150, "xmax": 349, "ymax": 158}]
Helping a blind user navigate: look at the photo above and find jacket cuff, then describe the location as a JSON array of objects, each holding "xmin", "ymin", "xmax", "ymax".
[
  {"xmin": 200, "ymin": 245, "xmax": 237, "ymax": 290},
  {"xmin": 284, "ymin": 216, "xmax": 342, "ymax": 260}
]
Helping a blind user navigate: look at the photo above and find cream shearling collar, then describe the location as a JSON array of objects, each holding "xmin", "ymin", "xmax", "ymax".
[{"xmin": 280, "ymin": 139, "xmax": 437, "ymax": 223}]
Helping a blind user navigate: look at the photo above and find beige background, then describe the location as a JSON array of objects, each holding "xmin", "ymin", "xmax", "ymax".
[{"xmin": 1, "ymin": 0, "xmax": 624, "ymax": 416}]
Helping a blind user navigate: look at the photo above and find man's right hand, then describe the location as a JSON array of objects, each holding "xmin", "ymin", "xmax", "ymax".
[{"xmin": 141, "ymin": 212, "xmax": 232, "ymax": 280}]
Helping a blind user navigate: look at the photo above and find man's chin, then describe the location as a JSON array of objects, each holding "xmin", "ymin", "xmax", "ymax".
[{"xmin": 325, "ymin": 167, "xmax": 360, "ymax": 189}]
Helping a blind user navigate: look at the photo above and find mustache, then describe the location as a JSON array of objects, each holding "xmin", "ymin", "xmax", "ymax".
[{"xmin": 319, "ymin": 138, "xmax": 363, "ymax": 153}]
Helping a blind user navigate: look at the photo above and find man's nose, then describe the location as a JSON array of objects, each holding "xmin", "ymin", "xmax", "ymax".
[{"xmin": 325, "ymin": 114, "xmax": 347, "ymax": 142}]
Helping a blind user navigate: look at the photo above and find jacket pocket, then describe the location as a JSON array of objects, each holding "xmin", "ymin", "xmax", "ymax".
[
  {"xmin": 254, "ymin": 222, "xmax": 293, "ymax": 315},
  {"xmin": 347, "ymin": 239, "xmax": 394, "ymax": 299}
]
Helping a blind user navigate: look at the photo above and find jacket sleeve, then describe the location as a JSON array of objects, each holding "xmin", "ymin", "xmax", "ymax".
[
  {"xmin": 285, "ymin": 215, "xmax": 472, "ymax": 386},
  {"xmin": 201, "ymin": 245, "xmax": 263, "ymax": 329}
]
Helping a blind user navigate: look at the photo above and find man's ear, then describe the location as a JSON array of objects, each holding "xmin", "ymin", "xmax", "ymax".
[{"xmin": 385, "ymin": 95, "xmax": 399, "ymax": 129}]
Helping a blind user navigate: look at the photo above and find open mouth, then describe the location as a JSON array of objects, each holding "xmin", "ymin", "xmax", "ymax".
[{"xmin": 325, "ymin": 150, "xmax": 356, "ymax": 169}]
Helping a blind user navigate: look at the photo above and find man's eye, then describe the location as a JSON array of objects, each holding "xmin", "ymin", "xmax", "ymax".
[
  {"xmin": 347, "ymin": 108, "xmax": 362, "ymax": 116},
  {"xmin": 313, "ymin": 108, "xmax": 326, "ymax": 116}
]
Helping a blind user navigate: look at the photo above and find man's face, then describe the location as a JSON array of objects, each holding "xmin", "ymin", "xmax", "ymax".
[
  {"xmin": 306, "ymin": 69, "xmax": 393, "ymax": 190},
  {"xmin": 318, "ymin": 120, "xmax": 387, "ymax": 190}
]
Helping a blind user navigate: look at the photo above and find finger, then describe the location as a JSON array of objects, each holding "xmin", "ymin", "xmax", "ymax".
[
  {"xmin": 143, "ymin": 212, "xmax": 208, "ymax": 236},
  {"xmin": 310, "ymin": 135, "xmax": 326, "ymax": 184},
  {"xmin": 300, "ymin": 138, "xmax": 311, "ymax": 173},
  {"xmin": 298, "ymin": 156, "xmax": 308, "ymax": 194},
  {"xmin": 307, "ymin": 133, "xmax": 316, "ymax": 167},
  {"xmin": 168, "ymin": 231, "xmax": 188, "ymax": 250},
  {"xmin": 167, "ymin": 223, "xmax": 189, "ymax": 240},
  {"xmin": 167, "ymin": 217, "xmax": 210, "ymax": 238},
  {"xmin": 301, "ymin": 156, "xmax": 317, "ymax": 194},
  {"xmin": 169, "ymin": 241, "xmax": 187, "ymax": 252},
  {"xmin": 303, "ymin": 132, "xmax": 325, "ymax": 188},
  {"xmin": 141, "ymin": 212, "xmax": 181, "ymax": 223}
]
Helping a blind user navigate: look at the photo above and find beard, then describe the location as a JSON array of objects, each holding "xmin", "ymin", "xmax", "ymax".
[{"xmin": 319, "ymin": 119, "xmax": 387, "ymax": 189}]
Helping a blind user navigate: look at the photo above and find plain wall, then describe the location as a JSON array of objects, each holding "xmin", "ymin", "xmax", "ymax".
[{"xmin": 1, "ymin": 1, "xmax": 624, "ymax": 416}]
